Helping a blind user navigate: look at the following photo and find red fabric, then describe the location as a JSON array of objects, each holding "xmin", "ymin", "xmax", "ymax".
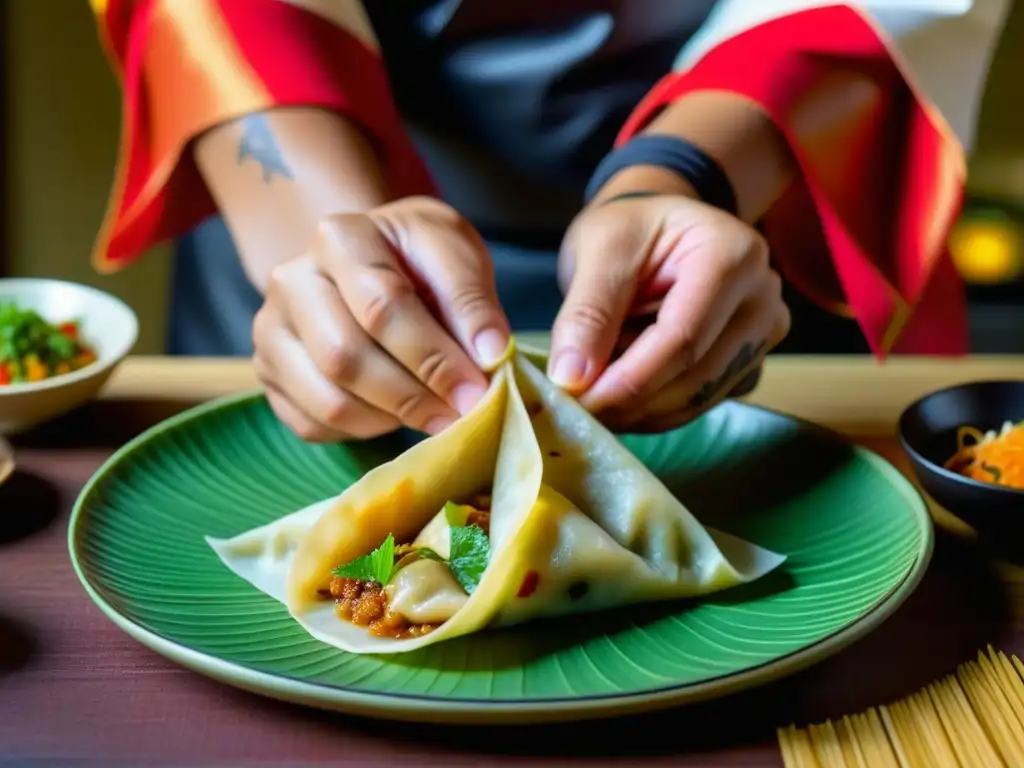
[
  {"xmin": 93, "ymin": 0, "xmax": 434, "ymax": 271},
  {"xmin": 618, "ymin": 5, "xmax": 968, "ymax": 357},
  {"xmin": 216, "ymin": 0, "xmax": 434, "ymax": 198}
]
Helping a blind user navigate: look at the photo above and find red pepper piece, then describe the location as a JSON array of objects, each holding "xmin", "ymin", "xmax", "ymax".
[{"xmin": 516, "ymin": 570, "xmax": 540, "ymax": 598}]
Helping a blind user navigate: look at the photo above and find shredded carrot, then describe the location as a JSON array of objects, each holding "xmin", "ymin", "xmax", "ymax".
[{"xmin": 944, "ymin": 421, "xmax": 1024, "ymax": 490}]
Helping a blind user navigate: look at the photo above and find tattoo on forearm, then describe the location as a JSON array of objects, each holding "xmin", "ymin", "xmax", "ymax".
[
  {"xmin": 237, "ymin": 114, "xmax": 293, "ymax": 182},
  {"xmin": 597, "ymin": 190, "xmax": 665, "ymax": 207},
  {"xmin": 687, "ymin": 341, "xmax": 766, "ymax": 410}
]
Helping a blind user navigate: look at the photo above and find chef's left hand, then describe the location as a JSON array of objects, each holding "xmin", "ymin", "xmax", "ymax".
[{"xmin": 548, "ymin": 192, "xmax": 791, "ymax": 433}]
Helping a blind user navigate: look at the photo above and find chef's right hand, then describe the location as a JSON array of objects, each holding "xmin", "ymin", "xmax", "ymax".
[{"xmin": 253, "ymin": 197, "xmax": 512, "ymax": 443}]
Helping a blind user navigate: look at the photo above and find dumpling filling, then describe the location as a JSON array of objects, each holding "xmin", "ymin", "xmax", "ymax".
[{"xmin": 319, "ymin": 494, "xmax": 492, "ymax": 638}]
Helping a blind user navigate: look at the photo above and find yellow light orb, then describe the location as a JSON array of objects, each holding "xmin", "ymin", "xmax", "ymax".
[{"xmin": 949, "ymin": 218, "xmax": 1022, "ymax": 284}]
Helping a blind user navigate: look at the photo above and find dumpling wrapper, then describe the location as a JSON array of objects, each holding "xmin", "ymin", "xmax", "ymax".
[
  {"xmin": 207, "ymin": 349, "xmax": 785, "ymax": 654},
  {"xmin": 209, "ymin": 362, "xmax": 544, "ymax": 654}
]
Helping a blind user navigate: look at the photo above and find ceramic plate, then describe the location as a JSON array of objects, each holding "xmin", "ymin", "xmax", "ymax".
[{"xmin": 69, "ymin": 392, "xmax": 932, "ymax": 724}]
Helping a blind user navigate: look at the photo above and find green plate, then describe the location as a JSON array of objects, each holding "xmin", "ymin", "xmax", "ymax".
[{"xmin": 69, "ymin": 391, "xmax": 932, "ymax": 724}]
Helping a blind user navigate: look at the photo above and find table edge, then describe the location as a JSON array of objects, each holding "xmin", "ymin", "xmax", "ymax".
[{"xmin": 99, "ymin": 355, "xmax": 1024, "ymax": 436}]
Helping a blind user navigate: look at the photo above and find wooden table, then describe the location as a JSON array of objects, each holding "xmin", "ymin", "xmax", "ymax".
[{"xmin": 2, "ymin": 356, "xmax": 1023, "ymax": 766}]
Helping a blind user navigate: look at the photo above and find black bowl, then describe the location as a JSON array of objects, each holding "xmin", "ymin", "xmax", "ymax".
[{"xmin": 898, "ymin": 380, "xmax": 1024, "ymax": 541}]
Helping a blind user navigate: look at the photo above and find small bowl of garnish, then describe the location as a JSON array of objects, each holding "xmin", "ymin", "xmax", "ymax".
[
  {"xmin": 898, "ymin": 380, "xmax": 1024, "ymax": 540},
  {"xmin": 0, "ymin": 278, "xmax": 138, "ymax": 435}
]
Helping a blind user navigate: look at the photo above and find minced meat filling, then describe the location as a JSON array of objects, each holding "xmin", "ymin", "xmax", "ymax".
[
  {"xmin": 320, "ymin": 495, "xmax": 491, "ymax": 639},
  {"xmin": 465, "ymin": 508, "xmax": 490, "ymax": 534},
  {"xmin": 464, "ymin": 494, "xmax": 491, "ymax": 532},
  {"xmin": 328, "ymin": 577, "xmax": 437, "ymax": 639}
]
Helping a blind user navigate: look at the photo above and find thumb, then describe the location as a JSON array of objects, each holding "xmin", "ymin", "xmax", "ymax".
[{"xmin": 548, "ymin": 233, "xmax": 639, "ymax": 393}]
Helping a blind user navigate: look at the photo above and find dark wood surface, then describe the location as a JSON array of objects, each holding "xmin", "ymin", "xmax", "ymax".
[
  {"xmin": 0, "ymin": 404, "xmax": 1018, "ymax": 767},
  {"xmin": 0, "ymin": 0, "xmax": 8, "ymax": 281}
]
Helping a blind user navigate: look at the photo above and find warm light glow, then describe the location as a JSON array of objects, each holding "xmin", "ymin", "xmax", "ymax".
[{"xmin": 949, "ymin": 218, "xmax": 1022, "ymax": 284}]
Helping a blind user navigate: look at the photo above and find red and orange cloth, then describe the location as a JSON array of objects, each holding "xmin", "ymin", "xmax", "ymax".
[{"xmin": 88, "ymin": 0, "xmax": 1007, "ymax": 356}]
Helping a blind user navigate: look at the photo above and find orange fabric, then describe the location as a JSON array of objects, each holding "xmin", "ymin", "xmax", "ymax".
[{"xmin": 90, "ymin": 0, "xmax": 434, "ymax": 272}]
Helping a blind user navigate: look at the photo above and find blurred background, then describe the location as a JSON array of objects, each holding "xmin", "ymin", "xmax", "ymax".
[{"xmin": 3, "ymin": 1, "xmax": 1023, "ymax": 355}]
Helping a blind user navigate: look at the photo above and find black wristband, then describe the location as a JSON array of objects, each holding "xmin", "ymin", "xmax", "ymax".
[{"xmin": 584, "ymin": 135, "xmax": 738, "ymax": 216}]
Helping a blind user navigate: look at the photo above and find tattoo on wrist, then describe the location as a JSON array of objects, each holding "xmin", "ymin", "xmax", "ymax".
[
  {"xmin": 597, "ymin": 190, "xmax": 665, "ymax": 208},
  {"xmin": 687, "ymin": 341, "xmax": 767, "ymax": 410},
  {"xmin": 237, "ymin": 114, "xmax": 293, "ymax": 183},
  {"xmin": 728, "ymin": 366, "xmax": 763, "ymax": 398}
]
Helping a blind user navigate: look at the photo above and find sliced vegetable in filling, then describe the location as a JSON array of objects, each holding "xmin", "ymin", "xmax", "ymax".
[{"xmin": 321, "ymin": 494, "xmax": 492, "ymax": 638}]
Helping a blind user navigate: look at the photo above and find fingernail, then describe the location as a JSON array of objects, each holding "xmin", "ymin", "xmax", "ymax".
[
  {"xmin": 452, "ymin": 381, "xmax": 487, "ymax": 415},
  {"xmin": 473, "ymin": 328, "xmax": 510, "ymax": 367},
  {"xmin": 549, "ymin": 350, "xmax": 587, "ymax": 390},
  {"xmin": 425, "ymin": 415, "xmax": 455, "ymax": 436}
]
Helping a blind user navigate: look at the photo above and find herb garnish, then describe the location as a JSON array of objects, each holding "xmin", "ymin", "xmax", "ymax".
[
  {"xmin": 332, "ymin": 533, "xmax": 397, "ymax": 585},
  {"xmin": 448, "ymin": 524, "xmax": 490, "ymax": 594},
  {"xmin": 413, "ymin": 547, "xmax": 444, "ymax": 562},
  {"xmin": 331, "ymin": 501, "xmax": 491, "ymax": 594},
  {"xmin": 442, "ymin": 501, "xmax": 490, "ymax": 592}
]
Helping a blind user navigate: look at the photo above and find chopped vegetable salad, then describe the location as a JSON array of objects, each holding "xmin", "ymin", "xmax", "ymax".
[{"xmin": 0, "ymin": 301, "xmax": 97, "ymax": 385}]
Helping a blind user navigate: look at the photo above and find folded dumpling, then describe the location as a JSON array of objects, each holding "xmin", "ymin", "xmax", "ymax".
[
  {"xmin": 207, "ymin": 345, "xmax": 784, "ymax": 655},
  {"xmin": 489, "ymin": 357, "xmax": 784, "ymax": 626}
]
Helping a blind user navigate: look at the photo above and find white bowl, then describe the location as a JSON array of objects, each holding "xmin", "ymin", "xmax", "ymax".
[{"xmin": 0, "ymin": 278, "xmax": 139, "ymax": 435}]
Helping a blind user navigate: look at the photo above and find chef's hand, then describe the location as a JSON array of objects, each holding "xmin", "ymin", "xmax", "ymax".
[
  {"xmin": 253, "ymin": 197, "xmax": 511, "ymax": 442},
  {"xmin": 549, "ymin": 193, "xmax": 791, "ymax": 433}
]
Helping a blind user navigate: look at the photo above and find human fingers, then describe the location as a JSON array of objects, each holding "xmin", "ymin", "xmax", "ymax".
[
  {"xmin": 373, "ymin": 198, "xmax": 512, "ymax": 369},
  {"xmin": 313, "ymin": 213, "xmax": 493, "ymax": 417},
  {"xmin": 265, "ymin": 255, "xmax": 462, "ymax": 434},
  {"xmin": 601, "ymin": 270, "xmax": 789, "ymax": 433},
  {"xmin": 252, "ymin": 300, "xmax": 404, "ymax": 439},
  {"xmin": 547, "ymin": 215, "xmax": 652, "ymax": 393},
  {"xmin": 611, "ymin": 313, "xmax": 656, "ymax": 358},
  {"xmin": 727, "ymin": 366, "xmax": 763, "ymax": 398},
  {"xmin": 264, "ymin": 385, "xmax": 350, "ymax": 444},
  {"xmin": 579, "ymin": 226, "xmax": 769, "ymax": 414}
]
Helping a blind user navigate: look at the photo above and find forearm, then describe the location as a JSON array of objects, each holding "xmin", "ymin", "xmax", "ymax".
[
  {"xmin": 590, "ymin": 91, "xmax": 796, "ymax": 222},
  {"xmin": 195, "ymin": 107, "xmax": 394, "ymax": 292},
  {"xmin": 648, "ymin": 91, "xmax": 797, "ymax": 222},
  {"xmin": 597, "ymin": 3, "xmax": 984, "ymax": 358}
]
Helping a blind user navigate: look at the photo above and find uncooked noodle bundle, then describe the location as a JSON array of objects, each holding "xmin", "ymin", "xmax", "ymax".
[{"xmin": 779, "ymin": 646, "xmax": 1024, "ymax": 767}]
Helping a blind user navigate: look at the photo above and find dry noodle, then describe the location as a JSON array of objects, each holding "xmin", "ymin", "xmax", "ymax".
[{"xmin": 779, "ymin": 647, "xmax": 1024, "ymax": 767}]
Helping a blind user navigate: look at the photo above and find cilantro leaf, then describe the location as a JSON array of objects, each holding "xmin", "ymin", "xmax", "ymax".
[
  {"xmin": 332, "ymin": 534, "xmax": 396, "ymax": 585},
  {"xmin": 448, "ymin": 525, "xmax": 490, "ymax": 594}
]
